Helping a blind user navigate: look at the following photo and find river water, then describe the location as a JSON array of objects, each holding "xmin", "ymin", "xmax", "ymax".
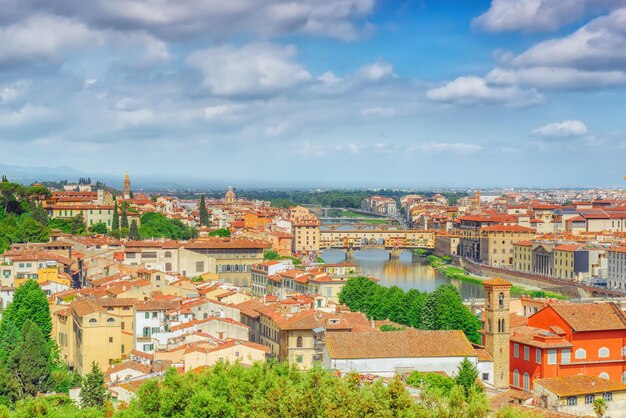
[{"xmin": 321, "ymin": 248, "xmax": 485, "ymax": 300}]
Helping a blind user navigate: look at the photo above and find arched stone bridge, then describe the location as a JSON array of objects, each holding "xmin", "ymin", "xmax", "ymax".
[{"xmin": 320, "ymin": 229, "xmax": 436, "ymax": 250}]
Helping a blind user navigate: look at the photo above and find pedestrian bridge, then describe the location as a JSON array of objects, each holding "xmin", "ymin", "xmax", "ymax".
[{"xmin": 320, "ymin": 229, "xmax": 436, "ymax": 250}]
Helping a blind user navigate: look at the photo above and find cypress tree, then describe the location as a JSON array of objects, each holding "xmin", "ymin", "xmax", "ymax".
[
  {"xmin": 112, "ymin": 202, "xmax": 120, "ymax": 231},
  {"xmin": 129, "ymin": 220, "xmax": 139, "ymax": 240},
  {"xmin": 13, "ymin": 320, "xmax": 53, "ymax": 397},
  {"xmin": 199, "ymin": 195, "xmax": 209, "ymax": 226},
  {"xmin": 121, "ymin": 205, "xmax": 129, "ymax": 229},
  {"xmin": 80, "ymin": 362, "xmax": 108, "ymax": 409}
]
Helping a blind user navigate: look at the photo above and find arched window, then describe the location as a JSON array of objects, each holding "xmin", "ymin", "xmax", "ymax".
[
  {"xmin": 513, "ymin": 370, "xmax": 519, "ymax": 387},
  {"xmin": 242, "ymin": 278, "xmax": 248, "ymax": 287},
  {"xmin": 488, "ymin": 319, "xmax": 492, "ymax": 333},
  {"xmin": 499, "ymin": 292, "xmax": 504, "ymax": 309},
  {"xmin": 164, "ymin": 251, "xmax": 172, "ymax": 258},
  {"xmin": 296, "ymin": 336, "xmax": 303, "ymax": 348},
  {"xmin": 622, "ymin": 346, "xmax": 626, "ymax": 357},
  {"xmin": 107, "ymin": 318, "xmax": 115, "ymax": 323},
  {"xmin": 523, "ymin": 373, "xmax": 530, "ymax": 391},
  {"xmin": 89, "ymin": 318, "xmax": 97, "ymax": 323},
  {"xmin": 623, "ymin": 371, "xmax": 626, "ymax": 384},
  {"xmin": 575, "ymin": 348, "xmax": 586, "ymax": 359},
  {"xmin": 226, "ymin": 265, "xmax": 231, "ymax": 272},
  {"xmin": 599, "ymin": 347, "xmax": 610, "ymax": 358},
  {"xmin": 599, "ymin": 372, "xmax": 610, "ymax": 380},
  {"xmin": 165, "ymin": 262, "xmax": 172, "ymax": 272}
]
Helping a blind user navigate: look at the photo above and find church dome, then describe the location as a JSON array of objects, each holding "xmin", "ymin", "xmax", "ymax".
[{"xmin": 225, "ymin": 186, "xmax": 236, "ymax": 204}]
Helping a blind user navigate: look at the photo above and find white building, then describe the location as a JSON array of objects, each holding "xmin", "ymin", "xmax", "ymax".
[{"xmin": 323, "ymin": 330, "xmax": 487, "ymax": 379}]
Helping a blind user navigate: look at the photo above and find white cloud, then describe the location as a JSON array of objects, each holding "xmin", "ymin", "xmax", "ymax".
[
  {"xmin": 187, "ymin": 43, "xmax": 311, "ymax": 96},
  {"xmin": 356, "ymin": 60, "xmax": 395, "ymax": 81},
  {"xmin": 426, "ymin": 76, "xmax": 544, "ymax": 107},
  {"xmin": 0, "ymin": 104, "xmax": 51, "ymax": 127},
  {"xmin": 318, "ymin": 71, "xmax": 342, "ymax": 84},
  {"xmin": 512, "ymin": 8, "xmax": 626, "ymax": 71},
  {"xmin": 486, "ymin": 66, "xmax": 626, "ymax": 89},
  {"xmin": 0, "ymin": 80, "xmax": 29, "ymax": 102},
  {"xmin": 20, "ymin": 0, "xmax": 375, "ymax": 42},
  {"xmin": 532, "ymin": 120, "xmax": 589, "ymax": 137},
  {"xmin": 203, "ymin": 104, "xmax": 245, "ymax": 121},
  {"xmin": 410, "ymin": 142, "xmax": 482, "ymax": 154},
  {"xmin": 473, "ymin": 0, "xmax": 624, "ymax": 33},
  {"xmin": 0, "ymin": 15, "xmax": 105, "ymax": 65},
  {"xmin": 83, "ymin": 79, "xmax": 98, "ymax": 89}
]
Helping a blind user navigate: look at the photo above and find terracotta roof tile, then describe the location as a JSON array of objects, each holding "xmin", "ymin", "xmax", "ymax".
[
  {"xmin": 325, "ymin": 330, "xmax": 476, "ymax": 359},
  {"xmin": 535, "ymin": 375, "xmax": 626, "ymax": 397}
]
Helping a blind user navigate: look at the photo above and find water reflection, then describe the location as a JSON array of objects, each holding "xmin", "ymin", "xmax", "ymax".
[{"xmin": 321, "ymin": 248, "xmax": 484, "ymax": 299}]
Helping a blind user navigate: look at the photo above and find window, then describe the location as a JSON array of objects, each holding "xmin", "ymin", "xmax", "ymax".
[
  {"xmin": 195, "ymin": 261, "xmax": 204, "ymax": 272},
  {"xmin": 121, "ymin": 344, "xmax": 125, "ymax": 354},
  {"xmin": 165, "ymin": 251, "xmax": 172, "ymax": 258},
  {"xmin": 599, "ymin": 372, "xmax": 610, "ymax": 380},
  {"xmin": 575, "ymin": 348, "xmax": 586, "ymax": 359},
  {"xmin": 585, "ymin": 395, "xmax": 595, "ymax": 404},
  {"xmin": 107, "ymin": 318, "xmax": 115, "ymax": 323},
  {"xmin": 536, "ymin": 348, "xmax": 542, "ymax": 364},
  {"xmin": 561, "ymin": 349, "xmax": 570, "ymax": 364},
  {"xmin": 513, "ymin": 343, "xmax": 519, "ymax": 358},
  {"xmin": 547, "ymin": 349, "xmax": 557, "ymax": 365},
  {"xmin": 622, "ymin": 346, "xmax": 626, "ymax": 357},
  {"xmin": 89, "ymin": 318, "xmax": 97, "ymax": 323},
  {"xmin": 513, "ymin": 369, "xmax": 519, "ymax": 387},
  {"xmin": 108, "ymin": 337, "xmax": 113, "ymax": 343},
  {"xmin": 482, "ymin": 372, "xmax": 489, "ymax": 381},
  {"xmin": 599, "ymin": 347, "xmax": 610, "ymax": 358},
  {"xmin": 296, "ymin": 355, "xmax": 303, "ymax": 364},
  {"xmin": 523, "ymin": 373, "xmax": 530, "ymax": 391},
  {"xmin": 144, "ymin": 312, "xmax": 150, "ymax": 319},
  {"xmin": 567, "ymin": 396, "xmax": 577, "ymax": 406},
  {"xmin": 152, "ymin": 312, "xmax": 158, "ymax": 318},
  {"xmin": 604, "ymin": 392, "xmax": 613, "ymax": 402},
  {"xmin": 296, "ymin": 336, "xmax": 303, "ymax": 348},
  {"xmin": 524, "ymin": 346, "xmax": 529, "ymax": 361}
]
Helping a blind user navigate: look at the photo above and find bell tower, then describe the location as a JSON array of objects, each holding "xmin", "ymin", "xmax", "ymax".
[
  {"xmin": 123, "ymin": 172, "xmax": 131, "ymax": 200},
  {"xmin": 483, "ymin": 277, "xmax": 511, "ymax": 389}
]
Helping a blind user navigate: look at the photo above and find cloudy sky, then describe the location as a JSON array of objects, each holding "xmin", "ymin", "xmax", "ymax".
[{"xmin": 1, "ymin": 0, "xmax": 626, "ymax": 188}]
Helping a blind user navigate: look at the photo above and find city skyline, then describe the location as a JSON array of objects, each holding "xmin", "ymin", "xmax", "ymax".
[{"xmin": 2, "ymin": 1, "xmax": 626, "ymax": 187}]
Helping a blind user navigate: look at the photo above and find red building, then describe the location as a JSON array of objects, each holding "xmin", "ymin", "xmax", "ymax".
[{"xmin": 509, "ymin": 302, "xmax": 626, "ymax": 391}]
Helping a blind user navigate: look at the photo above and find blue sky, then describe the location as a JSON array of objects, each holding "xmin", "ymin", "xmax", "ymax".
[{"xmin": 1, "ymin": 0, "xmax": 626, "ymax": 188}]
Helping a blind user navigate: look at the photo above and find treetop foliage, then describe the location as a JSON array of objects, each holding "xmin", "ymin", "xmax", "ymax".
[{"xmin": 339, "ymin": 277, "xmax": 482, "ymax": 344}]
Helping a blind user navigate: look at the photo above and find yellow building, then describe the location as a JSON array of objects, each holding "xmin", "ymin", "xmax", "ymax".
[
  {"xmin": 53, "ymin": 298, "xmax": 136, "ymax": 374},
  {"xmin": 292, "ymin": 216, "xmax": 321, "ymax": 254},
  {"xmin": 479, "ymin": 225, "xmax": 536, "ymax": 267},
  {"xmin": 513, "ymin": 241, "xmax": 534, "ymax": 272},
  {"xmin": 47, "ymin": 205, "xmax": 114, "ymax": 229}
]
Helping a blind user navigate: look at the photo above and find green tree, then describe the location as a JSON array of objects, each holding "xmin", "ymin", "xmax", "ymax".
[
  {"xmin": 89, "ymin": 221, "xmax": 108, "ymax": 235},
  {"xmin": 12, "ymin": 320, "xmax": 53, "ymax": 397},
  {"xmin": 0, "ymin": 279, "xmax": 52, "ymax": 340},
  {"xmin": 128, "ymin": 220, "xmax": 139, "ymax": 240},
  {"xmin": 208, "ymin": 228, "xmax": 231, "ymax": 237},
  {"xmin": 19, "ymin": 217, "xmax": 49, "ymax": 243},
  {"xmin": 80, "ymin": 362, "xmax": 108, "ymax": 409},
  {"xmin": 406, "ymin": 371, "xmax": 454, "ymax": 393},
  {"xmin": 120, "ymin": 207, "xmax": 129, "ymax": 230},
  {"xmin": 594, "ymin": 397, "xmax": 607, "ymax": 418},
  {"xmin": 111, "ymin": 202, "xmax": 120, "ymax": 231},
  {"xmin": 455, "ymin": 357, "xmax": 481, "ymax": 396},
  {"xmin": 264, "ymin": 250, "xmax": 281, "ymax": 260},
  {"xmin": 198, "ymin": 195, "xmax": 210, "ymax": 226},
  {"xmin": 70, "ymin": 213, "xmax": 86, "ymax": 235},
  {"xmin": 30, "ymin": 205, "xmax": 49, "ymax": 226}
]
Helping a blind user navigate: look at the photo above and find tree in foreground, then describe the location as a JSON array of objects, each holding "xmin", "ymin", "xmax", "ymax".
[
  {"xmin": 455, "ymin": 357, "xmax": 481, "ymax": 396},
  {"xmin": 594, "ymin": 397, "xmax": 607, "ymax": 418},
  {"xmin": 12, "ymin": 320, "xmax": 53, "ymax": 398},
  {"xmin": 112, "ymin": 202, "xmax": 120, "ymax": 232},
  {"xmin": 80, "ymin": 362, "xmax": 108, "ymax": 410}
]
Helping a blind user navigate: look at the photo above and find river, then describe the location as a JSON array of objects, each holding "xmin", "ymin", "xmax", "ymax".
[{"xmin": 321, "ymin": 248, "xmax": 485, "ymax": 300}]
